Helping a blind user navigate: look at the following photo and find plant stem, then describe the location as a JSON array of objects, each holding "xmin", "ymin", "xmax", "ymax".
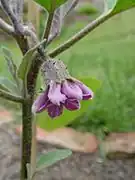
[
  {"xmin": 1, "ymin": 0, "xmax": 24, "ymax": 35},
  {"xmin": 21, "ymin": 99, "xmax": 33, "ymax": 180},
  {"xmin": 48, "ymin": 12, "xmax": 111, "ymax": 58},
  {"xmin": 15, "ymin": 29, "xmax": 45, "ymax": 180},
  {"xmin": 13, "ymin": 31, "xmax": 32, "ymax": 180},
  {"xmin": 42, "ymin": 11, "xmax": 54, "ymax": 47},
  {"xmin": 20, "ymin": 55, "xmax": 43, "ymax": 180},
  {"xmin": 30, "ymin": 118, "xmax": 37, "ymax": 179}
]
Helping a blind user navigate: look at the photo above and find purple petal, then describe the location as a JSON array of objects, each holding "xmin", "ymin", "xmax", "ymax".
[
  {"xmin": 47, "ymin": 104, "xmax": 63, "ymax": 118},
  {"xmin": 62, "ymin": 81, "xmax": 83, "ymax": 100},
  {"xmin": 48, "ymin": 81, "xmax": 66, "ymax": 106},
  {"xmin": 75, "ymin": 80, "xmax": 94, "ymax": 100},
  {"xmin": 64, "ymin": 98, "xmax": 80, "ymax": 111},
  {"xmin": 32, "ymin": 88, "xmax": 49, "ymax": 113}
]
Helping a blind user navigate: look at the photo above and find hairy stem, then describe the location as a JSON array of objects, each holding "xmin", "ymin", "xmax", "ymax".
[
  {"xmin": 30, "ymin": 118, "xmax": 37, "ymax": 179},
  {"xmin": 48, "ymin": 12, "xmax": 111, "ymax": 58},
  {"xmin": 16, "ymin": 0, "xmax": 24, "ymax": 22},
  {"xmin": 20, "ymin": 53, "xmax": 43, "ymax": 179},
  {"xmin": 14, "ymin": 27, "xmax": 46, "ymax": 180},
  {"xmin": 1, "ymin": 0, "xmax": 24, "ymax": 34},
  {"xmin": 21, "ymin": 99, "xmax": 33, "ymax": 180},
  {"xmin": 42, "ymin": 11, "xmax": 54, "ymax": 47}
]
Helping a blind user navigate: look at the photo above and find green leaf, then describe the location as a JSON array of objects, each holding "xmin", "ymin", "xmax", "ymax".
[
  {"xmin": 34, "ymin": 0, "xmax": 68, "ymax": 12},
  {"xmin": 36, "ymin": 149, "xmax": 72, "ymax": 170},
  {"xmin": 17, "ymin": 48, "xmax": 35, "ymax": 81},
  {"xmin": 37, "ymin": 78, "xmax": 101, "ymax": 131},
  {"xmin": 105, "ymin": 0, "xmax": 135, "ymax": 15},
  {"xmin": 18, "ymin": 39, "xmax": 46, "ymax": 81},
  {"xmin": 49, "ymin": 0, "xmax": 78, "ymax": 41},
  {"xmin": 1, "ymin": 47, "xmax": 17, "ymax": 77},
  {"xmin": 0, "ymin": 76, "xmax": 18, "ymax": 94},
  {"xmin": 1, "ymin": 46, "xmax": 20, "ymax": 87}
]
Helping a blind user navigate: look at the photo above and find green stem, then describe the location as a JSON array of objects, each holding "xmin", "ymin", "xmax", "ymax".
[
  {"xmin": 48, "ymin": 12, "xmax": 111, "ymax": 58},
  {"xmin": 13, "ymin": 33, "xmax": 32, "ymax": 180},
  {"xmin": 21, "ymin": 99, "xmax": 33, "ymax": 180},
  {"xmin": 30, "ymin": 118, "xmax": 37, "ymax": 179},
  {"xmin": 20, "ymin": 55, "xmax": 43, "ymax": 180},
  {"xmin": 42, "ymin": 11, "xmax": 54, "ymax": 47},
  {"xmin": 17, "ymin": 35, "xmax": 46, "ymax": 180}
]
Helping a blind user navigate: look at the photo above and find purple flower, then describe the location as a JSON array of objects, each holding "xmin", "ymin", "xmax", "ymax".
[
  {"xmin": 32, "ymin": 79, "xmax": 93, "ymax": 118},
  {"xmin": 75, "ymin": 79, "xmax": 94, "ymax": 100}
]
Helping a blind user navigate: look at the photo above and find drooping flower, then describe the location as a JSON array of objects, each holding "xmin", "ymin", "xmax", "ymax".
[
  {"xmin": 32, "ymin": 79, "xmax": 93, "ymax": 118},
  {"xmin": 32, "ymin": 58, "xmax": 94, "ymax": 118}
]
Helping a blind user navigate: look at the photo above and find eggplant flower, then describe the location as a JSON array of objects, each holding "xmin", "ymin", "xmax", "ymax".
[{"xmin": 32, "ymin": 79, "xmax": 93, "ymax": 118}]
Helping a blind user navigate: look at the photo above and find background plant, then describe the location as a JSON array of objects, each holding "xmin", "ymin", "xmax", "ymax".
[{"xmin": 0, "ymin": 0, "xmax": 135, "ymax": 180}]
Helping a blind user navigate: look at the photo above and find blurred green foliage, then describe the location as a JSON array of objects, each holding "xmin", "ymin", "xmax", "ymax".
[{"xmin": 75, "ymin": 2, "xmax": 98, "ymax": 15}]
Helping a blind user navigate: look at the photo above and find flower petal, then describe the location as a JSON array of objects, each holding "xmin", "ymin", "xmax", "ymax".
[
  {"xmin": 75, "ymin": 80, "xmax": 94, "ymax": 100},
  {"xmin": 32, "ymin": 88, "xmax": 49, "ymax": 113},
  {"xmin": 47, "ymin": 104, "xmax": 63, "ymax": 118},
  {"xmin": 48, "ymin": 81, "xmax": 66, "ymax": 106},
  {"xmin": 64, "ymin": 98, "xmax": 80, "ymax": 111},
  {"xmin": 62, "ymin": 81, "xmax": 83, "ymax": 100}
]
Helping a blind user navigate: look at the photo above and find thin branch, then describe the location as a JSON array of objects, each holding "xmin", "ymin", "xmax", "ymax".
[
  {"xmin": 42, "ymin": 11, "xmax": 54, "ymax": 47},
  {"xmin": 24, "ymin": 26, "xmax": 46, "ymax": 58},
  {"xmin": 24, "ymin": 26, "xmax": 39, "ymax": 45},
  {"xmin": 30, "ymin": 118, "xmax": 37, "ymax": 179},
  {"xmin": 0, "ymin": 89, "xmax": 23, "ymax": 103},
  {"xmin": 16, "ymin": 0, "xmax": 24, "ymax": 22},
  {"xmin": 9, "ymin": 0, "xmax": 24, "ymax": 23},
  {"xmin": 1, "ymin": 0, "xmax": 18, "ymax": 25},
  {"xmin": 0, "ymin": 18, "xmax": 15, "ymax": 35},
  {"xmin": 10, "ymin": 0, "xmax": 17, "ymax": 14},
  {"xmin": 1, "ymin": 0, "xmax": 24, "ymax": 34},
  {"xmin": 48, "ymin": 12, "xmax": 111, "ymax": 58}
]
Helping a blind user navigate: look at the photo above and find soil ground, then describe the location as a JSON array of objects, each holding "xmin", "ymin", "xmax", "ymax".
[{"xmin": 1, "ymin": 123, "xmax": 135, "ymax": 180}]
